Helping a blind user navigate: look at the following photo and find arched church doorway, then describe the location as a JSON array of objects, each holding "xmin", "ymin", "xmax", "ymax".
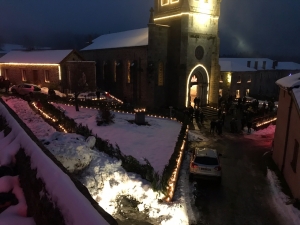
[{"xmin": 186, "ymin": 65, "xmax": 209, "ymax": 108}]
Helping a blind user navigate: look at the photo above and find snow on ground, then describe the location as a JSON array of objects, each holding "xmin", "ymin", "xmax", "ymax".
[
  {"xmin": 244, "ymin": 124, "xmax": 276, "ymax": 139},
  {"xmin": 2, "ymin": 96, "xmax": 300, "ymax": 225},
  {"xmin": 267, "ymin": 169, "xmax": 300, "ymax": 225},
  {"xmin": 3, "ymin": 97, "xmax": 189, "ymax": 225},
  {"xmin": 52, "ymin": 102, "xmax": 181, "ymax": 175}
]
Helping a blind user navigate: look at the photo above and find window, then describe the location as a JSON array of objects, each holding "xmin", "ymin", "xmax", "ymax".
[
  {"xmin": 247, "ymin": 75, "xmax": 251, "ymax": 83},
  {"xmin": 237, "ymin": 75, "xmax": 241, "ymax": 83},
  {"xmin": 246, "ymin": 89, "xmax": 250, "ymax": 96},
  {"xmin": 22, "ymin": 70, "xmax": 27, "ymax": 81},
  {"xmin": 161, "ymin": 0, "xmax": 178, "ymax": 6},
  {"xmin": 158, "ymin": 61, "xmax": 164, "ymax": 86},
  {"xmin": 161, "ymin": 0, "xmax": 169, "ymax": 6},
  {"xmin": 127, "ymin": 61, "xmax": 131, "ymax": 83},
  {"xmin": 44, "ymin": 70, "xmax": 50, "ymax": 83},
  {"xmin": 291, "ymin": 140, "xmax": 299, "ymax": 173},
  {"xmin": 236, "ymin": 90, "xmax": 240, "ymax": 98},
  {"xmin": 4, "ymin": 69, "xmax": 8, "ymax": 80},
  {"xmin": 219, "ymin": 74, "xmax": 223, "ymax": 83},
  {"xmin": 247, "ymin": 61, "xmax": 251, "ymax": 67},
  {"xmin": 113, "ymin": 61, "xmax": 117, "ymax": 82},
  {"xmin": 254, "ymin": 61, "xmax": 258, "ymax": 69},
  {"xmin": 219, "ymin": 89, "xmax": 223, "ymax": 97}
]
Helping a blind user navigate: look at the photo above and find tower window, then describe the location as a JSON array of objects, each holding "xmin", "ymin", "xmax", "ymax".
[
  {"xmin": 158, "ymin": 62, "xmax": 164, "ymax": 86},
  {"xmin": 127, "ymin": 61, "xmax": 131, "ymax": 83},
  {"xmin": 161, "ymin": 0, "xmax": 169, "ymax": 6}
]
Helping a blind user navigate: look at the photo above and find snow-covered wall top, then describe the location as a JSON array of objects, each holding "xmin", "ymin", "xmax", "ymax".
[
  {"xmin": 0, "ymin": 102, "xmax": 114, "ymax": 225},
  {"xmin": 81, "ymin": 28, "xmax": 148, "ymax": 51},
  {"xmin": 0, "ymin": 50, "xmax": 73, "ymax": 64},
  {"xmin": 276, "ymin": 72, "xmax": 300, "ymax": 111}
]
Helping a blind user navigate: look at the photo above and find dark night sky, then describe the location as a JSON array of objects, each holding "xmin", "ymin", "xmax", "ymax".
[{"xmin": 1, "ymin": 0, "xmax": 300, "ymax": 61}]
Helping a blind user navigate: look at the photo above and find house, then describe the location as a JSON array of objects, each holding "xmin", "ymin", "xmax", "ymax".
[
  {"xmin": 0, "ymin": 50, "xmax": 96, "ymax": 93},
  {"xmin": 81, "ymin": 0, "xmax": 222, "ymax": 109},
  {"xmin": 273, "ymin": 73, "xmax": 300, "ymax": 199},
  {"xmin": 219, "ymin": 58, "xmax": 300, "ymax": 101}
]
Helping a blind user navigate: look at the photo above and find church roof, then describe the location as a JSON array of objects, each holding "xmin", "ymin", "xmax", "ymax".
[
  {"xmin": 81, "ymin": 28, "xmax": 148, "ymax": 51},
  {"xmin": 219, "ymin": 60, "xmax": 256, "ymax": 72},
  {"xmin": 0, "ymin": 50, "xmax": 74, "ymax": 64}
]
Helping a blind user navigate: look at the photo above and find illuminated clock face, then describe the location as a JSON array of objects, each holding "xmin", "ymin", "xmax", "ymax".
[{"xmin": 195, "ymin": 46, "xmax": 204, "ymax": 60}]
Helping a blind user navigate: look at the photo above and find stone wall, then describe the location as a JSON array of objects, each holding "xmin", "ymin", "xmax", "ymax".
[
  {"xmin": 81, "ymin": 46, "xmax": 149, "ymax": 107},
  {"xmin": 1, "ymin": 64, "xmax": 60, "ymax": 88}
]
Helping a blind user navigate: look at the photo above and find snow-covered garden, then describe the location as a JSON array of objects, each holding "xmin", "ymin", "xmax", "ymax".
[{"xmin": 1, "ymin": 93, "xmax": 300, "ymax": 225}]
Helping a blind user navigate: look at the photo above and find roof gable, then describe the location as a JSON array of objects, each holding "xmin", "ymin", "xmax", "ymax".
[
  {"xmin": 81, "ymin": 28, "xmax": 148, "ymax": 51},
  {"xmin": 0, "ymin": 50, "xmax": 74, "ymax": 64}
]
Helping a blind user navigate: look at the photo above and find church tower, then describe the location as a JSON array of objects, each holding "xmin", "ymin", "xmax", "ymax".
[{"xmin": 152, "ymin": 0, "xmax": 221, "ymax": 108}]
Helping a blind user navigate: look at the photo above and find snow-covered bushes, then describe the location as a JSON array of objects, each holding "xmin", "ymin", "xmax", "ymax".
[{"xmin": 96, "ymin": 106, "xmax": 115, "ymax": 126}]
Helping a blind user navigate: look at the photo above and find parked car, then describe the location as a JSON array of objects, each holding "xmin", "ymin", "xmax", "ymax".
[
  {"xmin": 189, "ymin": 148, "xmax": 222, "ymax": 182},
  {"xmin": 69, "ymin": 92, "xmax": 107, "ymax": 101},
  {"xmin": 10, "ymin": 83, "xmax": 41, "ymax": 96}
]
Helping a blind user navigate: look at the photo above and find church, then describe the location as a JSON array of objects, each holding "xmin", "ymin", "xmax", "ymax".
[{"xmin": 81, "ymin": 0, "xmax": 221, "ymax": 110}]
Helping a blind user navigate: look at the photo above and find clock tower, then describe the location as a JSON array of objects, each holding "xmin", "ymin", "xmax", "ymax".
[{"xmin": 152, "ymin": 0, "xmax": 221, "ymax": 108}]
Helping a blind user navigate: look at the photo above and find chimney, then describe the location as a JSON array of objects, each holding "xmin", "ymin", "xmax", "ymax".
[
  {"xmin": 254, "ymin": 61, "xmax": 258, "ymax": 69},
  {"xmin": 272, "ymin": 60, "xmax": 278, "ymax": 69}
]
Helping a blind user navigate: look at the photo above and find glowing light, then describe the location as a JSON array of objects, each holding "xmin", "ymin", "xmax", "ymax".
[
  {"xmin": 154, "ymin": 12, "xmax": 218, "ymax": 21},
  {"xmin": 134, "ymin": 108, "xmax": 146, "ymax": 113},
  {"xmin": 256, "ymin": 117, "xmax": 277, "ymax": 127},
  {"xmin": 0, "ymin": 63, "xmax": 59, "ymax": 66},
  {"xmin": 58, "ymin": 65, "xmax": 61, "ymax": 80},
  {"xmin": 186, "ymin": 64, "xmax": 209, "ymax": 107},
  {"xmin": 227, "ymin": 73, "xmax": 232, "ymax": 83},
  {"xmin": 165, "ymin": 126, "xmax": 188, "ymax": 202}
]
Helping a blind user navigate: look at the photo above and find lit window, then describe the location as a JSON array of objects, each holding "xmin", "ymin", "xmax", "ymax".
[
  {"xmin": 22, "ymin": 70, "xmax": 27, "ymax": 81},
  {"xmin": 45, "ymin": 70, "xmax": 50, "ymax": 83},
  {"xmin": 5, "ymin": 69, "xmax": 8, "ymax": 80},
  {"xmin": 291, "ymin": 140, "xmax": 299, "ymax": 173},
  {"xmin": 247, "ymin": 75, "xmax": 251, "ymax": 83},
  {"xmin": 158, "ymin": 61, "xmax": 164, "ymax": 86},
  {"xmin": 161, "ymin": 0, "xmax": 169, "ymax": 6},
  {"xmin": 236, "ymin": 90, "xmax": 240, "ymax": 99},
  {"xmin": 171, "ymin": 0, "xmax": 179, "ymax": 3},
  {"xmin": 219, "ymin": 74, "xmax": 223, "ymax": 83},
  {"xmin": 204, "ymin": 0, "xmax": 208, "ymax": 3},
  {"xmin": 219, "ymin": 89, "xmax": 223, "ymax": 97},
  {"xmin": 246, "ymin": 89, "xmax": 250, "ymax": 96},
  {"xmin": 127, "ymin": 61, "xmax": 131, "ymax": 83}
]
